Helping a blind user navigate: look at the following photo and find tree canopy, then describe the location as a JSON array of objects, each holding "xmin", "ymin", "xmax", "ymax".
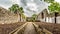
[
  {"xmin": 9, "ymin": 4, "xmax": 24, "ymax": 14},
  {"xmin": 44, "ymin": 0, "xmax": 60, "ymax": 23},
  {"xmin": 44, "ymin": 0, "xmax": 54, "ymax": 3},
  {"xmin": 44, "ymin": 0, "xmax": 60, "ymax": 13},
  {"xmin": 9, "ymin": 4, "xmax": 26, "ymax": 19},
  {"xmin": 48, "ymin": 2, "xmax": 60, "ymax": 13},
  {"xmin": 31, "ymin": 14, "xmax": 37, "ymax": 21}
]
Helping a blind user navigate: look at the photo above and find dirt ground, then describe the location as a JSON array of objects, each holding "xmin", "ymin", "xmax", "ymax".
[
  {"xmin": 0, "ymin": 22, "xmax": 25, "ymax": 34},
  {"xmin": 34, "ymin": 22, "xmax": 60, "ymax": 34}
]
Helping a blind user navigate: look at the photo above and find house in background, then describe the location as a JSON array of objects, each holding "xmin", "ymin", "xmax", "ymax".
[
  {"xmin": 37, "ymin": 9, "xmax": 49, "ymax": 22},
  {"xmin": 49, "ymin": 12, "xmax": 60, "ymax": 24},
  {"xmin": 37, "ymin": 8, "xmax": 60, "ymax": 24}
]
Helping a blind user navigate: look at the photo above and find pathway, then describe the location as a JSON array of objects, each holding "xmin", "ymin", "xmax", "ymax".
[{"xmin": 24, "ymin": 22, "xmax": 37, "ymax": 34}]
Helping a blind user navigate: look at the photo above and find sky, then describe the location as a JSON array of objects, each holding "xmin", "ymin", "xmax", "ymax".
[
  {"xmin": 0, "ymin": 0, "xmax": 60, "ymax": 17},
  {"xmin": 55, "ymin": 0, "xmax": 60, "ymax": 3}
]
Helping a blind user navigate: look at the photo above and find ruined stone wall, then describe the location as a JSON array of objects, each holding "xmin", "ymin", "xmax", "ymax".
[
  {"xmin": 48, "ymin": 16, "xmax": 60, "ymax": 24},
  {"xmin": 0, "ymin": 7, "xmax": 20, "ymax": 24},
  {"xmin": 0, "ymin": 14, "xmax": 20, "ymax": 24}
]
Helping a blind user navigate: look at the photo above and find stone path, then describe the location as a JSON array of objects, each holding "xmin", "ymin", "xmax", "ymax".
[{"xmin": 24, "ymin": 22, "xmax": 37, "ymax": 34}]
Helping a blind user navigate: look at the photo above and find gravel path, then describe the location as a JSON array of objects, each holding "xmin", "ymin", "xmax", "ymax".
[{"xmin": 24, "ymin": 22, "xmax": 37, "ymax": 34}]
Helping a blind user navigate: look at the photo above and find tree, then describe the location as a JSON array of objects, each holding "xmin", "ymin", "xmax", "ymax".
[
  {"xmin": 44, "ymin": 0, "xmax": 60, "ymax": 23},
  {"xmin": 9, "ymin": 4, "xmax": 25, "ymax": 21},
  {"xmin": 21, "ymin": 13, "xmax": 26, "ymax": 21},
  {"xmin": 9, "ymin": 4, "xmax": 24, "ymax": 13},
  {"xmin": 31, "ymin": 14, "xmax": 37, "ymax": 22},
  {"xmin": 9, "ymin": 4, "xmax": 19, "ymax": 13},
  {"xmin": 48, "ymin": 2, "xmax": 60, "ymax": 13},
  {"xmin": 44, "ymin": 0, "xmax": 54, "ymax": 3},
  {"xmin": 18, "ymin": 7, "xmax": 24, "ymax": 21},
  {"xmin": 48, "ymin": 2, "xmax": 60, "ymax": 23}
]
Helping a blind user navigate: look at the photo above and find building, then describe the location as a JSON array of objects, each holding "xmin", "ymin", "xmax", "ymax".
[
  {"xmin": 37, "ymin": 9, "xmax": 48, "ymax": 22},
  {"xmin": 37, "ymin": 8, "xmax": 60, "ymax": 24}
]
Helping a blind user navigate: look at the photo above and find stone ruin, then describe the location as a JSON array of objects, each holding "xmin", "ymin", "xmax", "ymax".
[{"xmin": 0, "ymin": 7, "xmax": 20, "ymax": 24}]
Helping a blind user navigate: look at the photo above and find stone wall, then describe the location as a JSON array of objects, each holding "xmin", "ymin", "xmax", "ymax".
[
  {"xmin": 48, "ymin": 16, "xmax": 60, "ymax": 24},
  {"xmin": 56, "ymin": 16, "xmax": 60, "ymax": 23},
  {"xmin": 0, "ymin": 7, "xmax": 20, "ymax": 24},
  {"xmin": 0, "ymin": 14, "xmax": 20, "ymax": 24}
]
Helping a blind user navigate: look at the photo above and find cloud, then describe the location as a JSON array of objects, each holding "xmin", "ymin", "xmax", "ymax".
[
  {"xmin": 0, "ymin": 0, "xmax": 13, "ymax": 6},
  {"xmin": 55, "ymin": 0, "xmax": 60, "ymax": 3},
  {"xmin": 0, "ymin": 0, "xmax": 13, "ymax": 9},
  {"xmin": 20, "ymin": 0, "xmax": 48, "ymax": 17},
  {"xmin": 10, "ymin": 0, "xmax": 20, "ymax": 4},
  {"xmin": 0, "ymin": 0, "xmax": 48, "ymax": 17}
]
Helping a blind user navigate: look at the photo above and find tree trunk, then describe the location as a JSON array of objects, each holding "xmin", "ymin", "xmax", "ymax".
[
  {"xmin": 19, "ymin": 14, "xmax": 21, "ymax": 22},
  {"xmin": 55, "ymin": 12, "xmax": 57, "ymax": 24}
]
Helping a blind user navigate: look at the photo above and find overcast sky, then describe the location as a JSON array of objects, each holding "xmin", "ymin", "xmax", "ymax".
[
  {"xmin": 0, "ymin": 0, "xmax": 59, "ymax": 17},
  {"xmin": 55, "ymin": 0, "xmax": 60, "ymax": 3}
]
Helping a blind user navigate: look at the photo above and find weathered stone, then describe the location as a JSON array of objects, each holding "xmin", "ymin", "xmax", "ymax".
[{"xmin": 0, "ymin": 7, "xmax": 20, "ymax": 24}]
